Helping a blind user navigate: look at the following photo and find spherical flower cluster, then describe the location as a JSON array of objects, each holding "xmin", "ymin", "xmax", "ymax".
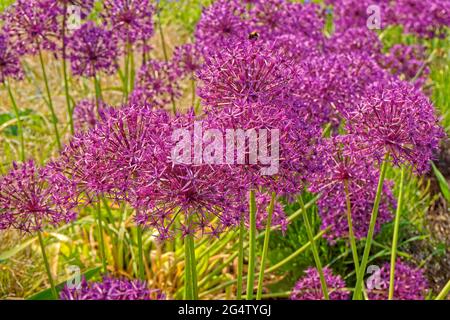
[
  {"xmin": 2, "ymin": 0, "xmax": 60, "ymax": 55},
  {"xmin": 60, "ymin": 277, "xmax": 164, "ymax": 300},
  {"xmin": 345, "ymin": 80, "xmax": 445, "ymax": 174},
  {"xmin": 380, "ymin": 44, "xmax": 429, "ymax": 88},
  {"xmin": 194, "ymin": 0, "xmax": 249, "ymax": 53},
  {"xmin": 0, "ymin": 33, "xmax": 24, "ymax": 84},
  {"xmin": 102, "ymin": 0, "xmax": 154, "ymax": 44},
  {"xmin": 172, "ymin": 43, "xmax": 203, "ymax": 79},
  {"xmin": 391, "ymin": 0, "xmax": 450, "ymax": 38},
  {"xmin": 308, "ymin": 136, "xmax": 394, "ymax": 243},
  {"xmin": 67, "ymin": 21, "xmax": 119, "ymax": 77},
  {"xmin": 0, "ymin": 161, "xmax": 78, "ymax": 233},
  {"xmin": 325, "ymin": 27, "xmax": 382, "ymax": 58},
  {"xmin": 130, "ymin": 60, "xmax": 182, "ymax": 109},
  {"xmin": 197, "ymin": 39, "xmax": 296, "ymax": 109},
  {"xmin": 291, "ymin": 267, "xmax": 350, "ymax": 300},
  {"xmin": 292, "ymin": 52, "xmax": 388, "ymax": 126},
  {"xmin": 367, "ymin": 260, "xmax": 428, "ymax": 300}
]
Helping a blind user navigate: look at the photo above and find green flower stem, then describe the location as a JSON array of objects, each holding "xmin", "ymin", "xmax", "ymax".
[
  {"xmin": 5, "ymin": 82, "xmax": 25, "ymax": 161},
  {"xmin": 436, "ymin": 279, "xmax": 450, "ymax": 300},
  {"xmin": 256, "ymin": 192, "xmax": 276, "ymax": 300},
  {"xmin": 37, "ymin": 231, "xmax": 57, "ymax": 300},
  {"xmin": 137, "ymin": 226, "xmax": 145, "ymax": 280},
  {"xmin": 188, "ymin": 234, "xmax": 198, "ymax": 299},
  {"xmin": 38, "ymin": 49, "xmax": 61, "ymax": 150},
  {"xmin": 123, "ymin": 42, "xmax": 131, "ymax": 103},
  {"xmin": 299, "ymin": 194, "xmax": 329, "ymax": 300},
  {"xmin": 184, "ymin": 235, "xmax": 193, "ymax": 300},
  {"xmin": 61, "ymin": 4, "xmax": 73, "ymax": 134},
  {"xmin": 344, "ymin": 180, "xmax": 360, "ymax": 273},
  {"xmin": 246, "ymin": 189, "xmax": 257, "ymax": 300},
  {"xmin": 236, "ymin": 215, "xmax": 245, "ymax": 300},
  {"xmin": 389, "ymin": 166, "xmax": 405, "ymax": 300},
  {"xmin": 93, "ymin": 74, "xmax": 102, "ymax": 114},
  {"xmin": 96, "ymin": 201, "xmax": 107, "ymax": 274},
  {"xmin": 353, "ymin": 153, "xmax": 390, "ymax": 300}
]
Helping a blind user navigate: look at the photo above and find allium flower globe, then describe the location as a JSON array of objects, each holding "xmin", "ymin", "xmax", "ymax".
[
  {"xmin": 291, "ymin": 267, "xmax": 350, "ymax": 300},
  {"xmin": 0, "ymin": 33, "xmax": 24, "ymax": 83}
]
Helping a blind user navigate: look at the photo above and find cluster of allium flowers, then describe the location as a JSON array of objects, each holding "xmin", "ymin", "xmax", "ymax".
[
  {"xmin": 380, "ymin": 44, "xmax": 429, "ymax": 88},
  {"xmin": 67, "ymin": 21, "xmax": 118, "ymax": 77},
  {"xmin": 73, "ymin": 99, "xmax": 109, "ymax": 133},
  {"xmin": 367, "ymin": 260, "xmax": 428, "ymax": 300},
  {"xmin": 345, "ymin": 80, "xmax": 445, "ymax": 174},
  {"xmin": 0, "ymin": 161, "xmax": 78, "ymax": 233},
  {"xmin": 194, "ymin": 0, "xmax": 250, "ymax": 52},
  {"xmin": 0, "ymin": 33, "xmax": 24, "ymax": 84},
  {"xmin": 390, "ymin": 0, "xmax": 450, "ymax": 38},
  {"xmin": 2, "ymin": 0, "xmax": 60, "ymax": 55},
  {"xmin": 60, "ymin": 277, "xmax": 164, "ymax": 300},
  {"xmin": 102, "ymin": 0, "xmax": 154, "ymax": 45},
  {"xmin": 291, "ymin": 267, "xmax": 350, "ymax": 300},
  {"xmin": 197, "ymin": 39, "xmax": 296, "ymax": 109},
  {"xmin": 130, "ymin": 60, "xmax": 182, "ymax": 109},
  {"xmin": 292, "ymin": 52, "xmax": 388, "ymax": 126}
]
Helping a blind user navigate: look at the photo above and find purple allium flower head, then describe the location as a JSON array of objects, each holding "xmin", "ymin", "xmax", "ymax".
[
  {"xmin": 132, "ymin": 110, "xmax": 244, "ymax": 240},
  {"xmin": 194, "ymin": 0, "xmax": 250, "ymax": 53},
  {"xmin": 197, "ymin": 39, "xmax": 295, "ymax": 109},
  {"xmin": 67, "ymin": 21, "xmax": 119, "ymax": 77},
  {"xmin": 73, "ymin": 99, "xmax": 109, "ymax": 133},
  {"xmin": 0, "ymin": 161, "xmax": 78, "ymax": 233},
  {"xmin": 390, "ymin": 0, "xmax": 450, "ymax": 38},
  {"xmin": 130, "ymin": 60, "xmax": 182, "ymax": 109},
  {"xmin": 0, "ymin": 33, "xmax": 24, "ymax": 83},
  {"xmin": 291, "ymin": 267, "xmax": 350, "ymax": 300},
  {"xmin": 325, "ymin": 0, "xmax": 391, "ymax": 32},
  {"xmin": 380, "ymin": 44, "xmax": 429, "ymax": 88},
  {"xmin": 345, "ymin": 79, "xmax": 445, "ymax": 174},
  {"xmin": 102, "ymin": 0, "xmax": 154, "ymax": 44},
  {"xmin": 172, "ymin": 43, "xmax": 203, "ymax": 79},
  {"xmin": 292, "ymin": 52, "xmax": 388, "ymax": 127},
  {"xmin": 60, "ymin": 276, "xmax": 164, "ymax": 300},
  {"xmin": 2, "ymin": 0, "xmax": 60, "ymax": 55},
  {"xmin": 308, "ymin": 136, "xmax": 394, "ymax": 243},
  {"xmin": 368, "ymin": 260, "xmax": 428, "ymax": 300},
  {"xmin": 325, "ymin": 27, "xmax": 382, "ymax": 58}
]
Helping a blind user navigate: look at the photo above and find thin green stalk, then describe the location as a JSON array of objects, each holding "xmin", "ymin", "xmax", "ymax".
[
  {"xmin": 137, "ymin": 227, "xmax": 145, "ymax": 280},
  {"xmin": 246, "ymin": 189, "xmax": 257, "ymax": 300},
  {"xmin": 61, "ymin": 4, "xmax": 73, "ymax": 134},
  {"xmin": 299, "ymin": 194, "xmax": 329, "ymax": 300},
  {"xmin": 5, "ymin": 82, "xmax": 25, "ymax": 161},
  {"xmin": 123, "ymin": 42, "xmax": 131, "ymax": 103},
  {"xmin": 93, "ymin": 75, "xmax": 102, "ymax": 114},
  {"xmin": 188, "ymin": 234, "xmax": 198, "ymax": 299},
  {"xmin": 96, "ymin": 201, "xmax": 107, "ymax": 274},
  {"xmin": 184, "ymin": 235, "xmax": 193, "ymax": 300},
  {"xmin": 256, "ymin": 192, "xmax": 276, "ymax": 300},
  {"xmin": 37, "ymin": 231, "xmax": 57, "ymax": 299},
  {"xmin": 353, "ymin": 153, "xmax": 390, "ymax": 300},
  {"xmin": 236, "ymin": 215, "xmax": 245, "ymax": 300},
  {"xmin": 436, "ymin": 279, "xmax": 450, "ymax": 300},
  {"xmin": 38, "ymin": 49, "xmax": 61, "ymax": 149},
  {"xmin": 389, "ymin": 166, "xmax": 405, "ymax": 300},
  {"xmin": 344, "ymin": 180, "xmax": 360, "ymax": 273}
]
